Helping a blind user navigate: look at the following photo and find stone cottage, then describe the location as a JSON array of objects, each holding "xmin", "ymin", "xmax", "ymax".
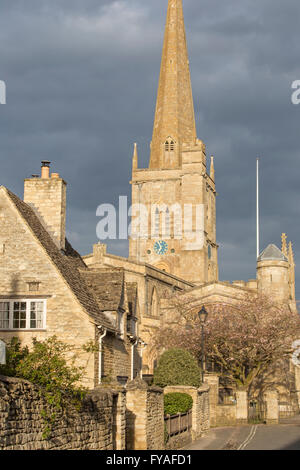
[{"xmin": 0, "ymin": 162, "xmax": 143, "ymax": 388}]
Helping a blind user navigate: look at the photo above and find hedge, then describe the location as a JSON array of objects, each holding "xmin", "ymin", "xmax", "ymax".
[{"xmin": 164, "ymin": 392, "xmax": 193, "ymax": 416}]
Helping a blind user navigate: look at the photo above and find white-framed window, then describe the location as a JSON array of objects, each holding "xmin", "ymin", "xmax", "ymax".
[{"xmin": 0, "ymin": 300, "xmax": 46, "ymax": 330}]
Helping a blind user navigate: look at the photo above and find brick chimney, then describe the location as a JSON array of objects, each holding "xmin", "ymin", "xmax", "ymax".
[{"xmin": 24, "ymin": 161, "xmax": 67, "ymax": 250}]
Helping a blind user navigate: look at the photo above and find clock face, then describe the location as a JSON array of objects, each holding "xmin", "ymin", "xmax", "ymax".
[{"xmin": 154, "ymin": 240, "xmax": 168, "ymax": 255}]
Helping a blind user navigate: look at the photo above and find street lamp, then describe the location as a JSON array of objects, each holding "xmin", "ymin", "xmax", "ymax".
[{"xmin": 198, "ymin": 306, "xmax": 208, "ymax": 383}]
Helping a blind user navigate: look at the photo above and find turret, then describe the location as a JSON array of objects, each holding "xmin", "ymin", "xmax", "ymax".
[{"xmin": 257, "ymin": 244, "xmax": 289, "ymax": 301}]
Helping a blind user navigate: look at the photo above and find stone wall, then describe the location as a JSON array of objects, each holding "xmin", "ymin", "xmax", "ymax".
[
  {"xmin": 164, "ymin": 384, "xmax": 210, "ymax": 441},
  {"xmin": 102, "ymin": 333, "xmax": 131, "ymax": 384},
  {"xmin": 295, "ymin": 365, "xmax": 300, "ymax": 409},
  {"xmin": 126, "ymin": 378, "xmax": 164, "ymax": 450},
  {"xmin": 0, "ymin": 375, "xmax": 126, "ymax": 450},
  {"xmin": 216, "ymin": 404, "xmax": 237, "ymax": 426}
]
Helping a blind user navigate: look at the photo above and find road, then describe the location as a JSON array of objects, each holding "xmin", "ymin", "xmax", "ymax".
[{"xmin": 185, "ymin": 415, "xmax": 300, "ymax": 450}]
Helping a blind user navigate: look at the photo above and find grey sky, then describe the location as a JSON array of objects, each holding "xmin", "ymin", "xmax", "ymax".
[{"xmin": 0, "ymin": 0, "xmax": 300, "ymax": 296}]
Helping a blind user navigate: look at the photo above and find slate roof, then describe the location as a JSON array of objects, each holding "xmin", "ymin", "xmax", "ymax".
[
  {"xmin": 258, "ymin": 244, "xmax": 288, "ymax": 262},
  {"xmin": 4, "ymin": 187, "xmax": 114, "ymax": 330},
  {"xmin": 126, "ymin": 282, "xmax": 138, "ymax": 317}
]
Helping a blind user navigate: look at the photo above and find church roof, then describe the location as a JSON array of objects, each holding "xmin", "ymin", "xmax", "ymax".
[
  {"xmin": 258, "ymin": 244, "xmax": 288, "ymax": 262},
  {"xmin": 4, "ymin": 187, "xmax": 115, "ymax": 330},
  {"xmin": 126, "ymin": 282, "xmax": 138, "ymax": 317}
]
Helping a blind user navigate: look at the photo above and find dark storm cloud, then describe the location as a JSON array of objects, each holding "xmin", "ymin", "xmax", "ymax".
[{"xmin": 1, "ymin": 0, "xmax": 300, "ymax": 296}]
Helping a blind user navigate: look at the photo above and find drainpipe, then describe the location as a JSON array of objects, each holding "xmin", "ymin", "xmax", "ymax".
[{"xmin": 97, "ymin": 326, "xmax": 107, "ymax": 385}]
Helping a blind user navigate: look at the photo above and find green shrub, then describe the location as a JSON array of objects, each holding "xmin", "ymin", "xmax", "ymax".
[
  {"xmin": 0, "ymin": 336, "xmax": 86, "ymax": 439},
  {"xmin": 153, "ymin": 348, "xmax": 201, "ymax": 388},
  {"xmin": 0, "ymin": 337, "xmax": 29, "ymax": 377},
  {"xmin": 164, "ymin": 392, "xmax": 193, "ymax": 416}
]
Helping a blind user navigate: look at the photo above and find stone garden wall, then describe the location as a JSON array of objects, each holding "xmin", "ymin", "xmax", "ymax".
[
  {"xmin": 163, "ymin": 384, "xmax": 210, "ymax": 445},
  {"xmin": 0, "ymin": 375, "xmax": 126, "ymax": 450},
  {"xmin": 126, "ymin": 378, "xmax": 165, "ymax": 450}
]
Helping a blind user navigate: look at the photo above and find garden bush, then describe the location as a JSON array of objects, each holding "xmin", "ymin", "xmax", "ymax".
[
  {"xmin": 153, "ymin": 348, "xmax": 201, "ymax": 388},
  {"xmin": 0, "ymin": 336, "xmax": 86, "ymax": 438},
  {"xmin": 164, "ymin": 392, "xmax": 193, "ymax": 416}
]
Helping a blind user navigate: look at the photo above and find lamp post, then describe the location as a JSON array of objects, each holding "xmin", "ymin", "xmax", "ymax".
[{"xmin": 198, "ymin": 306, "xmax": 208, "ymax": 383}]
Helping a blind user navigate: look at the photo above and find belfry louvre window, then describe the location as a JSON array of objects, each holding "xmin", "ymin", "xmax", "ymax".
[
  {"xmin": 0, "ymin": 300, "xmax": 46, "ymax": 330},
  {"xmin": 165, "ymin": 139, "xmax": 175, "ymax": 152}
]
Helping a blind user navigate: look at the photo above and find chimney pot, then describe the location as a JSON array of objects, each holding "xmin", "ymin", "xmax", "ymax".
[{"xmin": 41, "ymin": 160, "xmax": 51, "ymax": 179}]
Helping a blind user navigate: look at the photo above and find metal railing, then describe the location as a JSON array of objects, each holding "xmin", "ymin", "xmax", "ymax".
[
  {"xmin": 248, "ymin": 400, "xmax": 266, "ymax": 424},
  {"xmin": 164, "ymin": 410, "xmax": 192, "ymax": 439},
  {"xmin": 279, "ymin": 402, "xmax": 297, "ymax": 419}
]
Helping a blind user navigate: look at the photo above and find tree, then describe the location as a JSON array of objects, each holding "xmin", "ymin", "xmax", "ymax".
[{"xmin": 152, "ymin": 294, "xmax": 300, "ymax": 393}]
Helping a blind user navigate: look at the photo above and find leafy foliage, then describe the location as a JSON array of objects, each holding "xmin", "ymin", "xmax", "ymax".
[
  {"xmin": 164, "ymin": 392, "xmax": 193, "ymax": 416},
  {"xmin": 0, "ymin": 337, "xmax": 29, "ymax": 377},
  {"xmin": 0, "ymin": 336, "xmax": 86, "ymax": 438},
  {"xmin": 153, "ymin": 348, "xmax": 201, "ymax": 388}
]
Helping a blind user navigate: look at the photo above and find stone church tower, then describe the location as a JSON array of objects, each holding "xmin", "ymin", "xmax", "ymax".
[{"xmin": 129, "ymin": 0, "xmax": 218, "ymax": 284}]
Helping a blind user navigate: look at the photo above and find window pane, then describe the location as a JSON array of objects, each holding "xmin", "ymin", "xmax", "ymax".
[
  {"xmin": 0, "ymin": 302, "xmax": 9, "ymax": 329},
  {"xmin": 13, "ymin": 302, "xmax": 27, "ymax": 329},
  {"xmin": 30, "ymin": 302, "xmax": 44, "ymax": 329}
]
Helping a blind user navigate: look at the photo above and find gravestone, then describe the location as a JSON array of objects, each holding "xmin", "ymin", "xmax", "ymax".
[{"xmin": 0, "ymin": 340, "xmax": 6, "ymax": 365}]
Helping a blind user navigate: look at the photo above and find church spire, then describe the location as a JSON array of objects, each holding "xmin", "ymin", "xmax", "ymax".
[{"xmin": 149, "ymin": 0, "xmax": 197, "ymax": 169}]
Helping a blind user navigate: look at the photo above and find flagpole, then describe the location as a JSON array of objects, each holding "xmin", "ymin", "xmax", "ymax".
[{"xmin": 256, "ymin": 158, "xmax": 260, "ymax": 259}]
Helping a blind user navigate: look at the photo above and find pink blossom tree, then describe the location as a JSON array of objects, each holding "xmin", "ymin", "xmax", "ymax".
[{"xmin": 152, "ymin": 295, "xmax": 300, "ymax": 393}]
